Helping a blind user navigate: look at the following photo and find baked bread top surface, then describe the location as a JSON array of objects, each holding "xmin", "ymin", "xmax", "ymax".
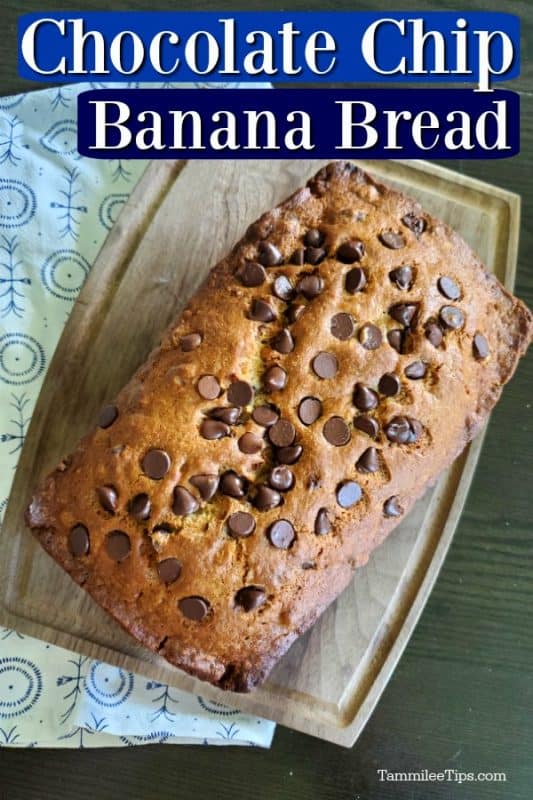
[{"xmin": 27, "ymin": 162, "xmax": 532, "ymax": 691}]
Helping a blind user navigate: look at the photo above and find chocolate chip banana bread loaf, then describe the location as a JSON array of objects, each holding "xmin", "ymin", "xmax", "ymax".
[{"xmin": 26, "ymin": 162, "xmax": 532, "ymax": 692}]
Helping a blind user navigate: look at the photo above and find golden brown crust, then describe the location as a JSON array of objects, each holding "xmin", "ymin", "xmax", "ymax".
[{"xmin": 26, "ymin": 162, "xmax": 532, "ymax": 692}]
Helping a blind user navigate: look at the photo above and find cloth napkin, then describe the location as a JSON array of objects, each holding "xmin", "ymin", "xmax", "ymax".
[{"xmin": 0, "ymin": 82, "xmax": 275, "ymax": 748}]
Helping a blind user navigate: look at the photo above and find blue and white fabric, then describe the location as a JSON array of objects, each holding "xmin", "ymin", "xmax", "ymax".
[{"xmin": 0, "ymin": 82, "xmax": 275, "ymax": 748}]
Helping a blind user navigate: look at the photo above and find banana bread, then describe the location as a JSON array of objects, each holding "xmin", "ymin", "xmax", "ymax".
[{"xmin": 26, "ymin": 162, "xmax": 533, "ymax": 691}]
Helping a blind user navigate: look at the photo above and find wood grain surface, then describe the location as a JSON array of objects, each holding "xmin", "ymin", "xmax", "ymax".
[
  {"xmin": 0, "ymin": 0, "xmax": 532, "ymax": 797},
  {"xmin": 0, "ymin": 158, "xmax": 520, "ymax": 748}
]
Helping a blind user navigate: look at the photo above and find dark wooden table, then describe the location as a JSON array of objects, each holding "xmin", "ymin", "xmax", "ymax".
[{"xmin": 0, "ymin": 1, "xmax": 531, "ymax": 798}]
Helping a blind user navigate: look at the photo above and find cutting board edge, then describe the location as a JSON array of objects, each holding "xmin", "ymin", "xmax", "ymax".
[{"xmin": 0, "ymin": 158, "xmax": 520, "ymax": 748}]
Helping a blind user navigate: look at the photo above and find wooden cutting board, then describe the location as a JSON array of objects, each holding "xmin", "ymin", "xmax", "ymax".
[{"xmin": 0, "ymin": 159, "xmax": 520, "ymax": 747}]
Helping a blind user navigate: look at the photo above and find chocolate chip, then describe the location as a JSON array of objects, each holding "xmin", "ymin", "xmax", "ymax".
[
  {"xmin": 273, "ymin": 275, "xmax": 294, "ymax": 301},
  {"xmin": 277, "ymin": 444, "xmax": 303, "ymax": 464},
  {"xmin": 263, "ymin": 365, "xmax": 287, "ymax": 393},
  {"xmin": 345, "ymin": 267, "xmax": 367, "ymax": 294},
  {"xmin": 291, "ymin": 248, "xmax": 305, "ymax": 265},
  {"xmin": 438, "ymin": 276, "xmax": 461, "ymax": 300},
  {"xmin": 129, "ymin": 493, "xmax": 151, "ymax": 521},
  {"xmin": 236, "ymin": 261, "xmax": 267, "ymax": 287},
  {"xmin": 247, "ymin": 217, "xmax": 273, "ymax": 240},
  {"xmin": 227, "ymin": 380, "xmax": 254, "ymax": 407},
  {"xmin": 389, "ymin": 266, "xmax": 414, "ymax": 290},
  {"xmin": 314, "ymin": 508, "xmax": 331, "ymax": 535},
  {"xmin": 286, "ymin": 303, "xmax": 305, "ymax": 324},
  {"xmin": 200, "ymin": 419, "xmax": 230, "ymax": 440},
  {"xmin": 173, "ymin": 486, "xmax": 200, "ymax": 515},
  {"xmin": 378, "ymin": 373, "xmax": 401, "ymax": 396},
  {"xmin": 254, "ymin": 485, "xmax": 282, "ymax": 510},
  {"xmin": 96, "ymin": 485, "xmax": 117, "ymax": 514},
  {"xmin": 354, "ymin": 415, "xmax": 379, "ymax": 438},
  {"xmin": 301, "ymin": 561, "xmax": 316, "ymax": 570},
  {"xmin": 209, "ymin": 406, "xmax": 241, "ymax": 425},
  {"xmin": 252, "ymin": 405, "xmax": 279, "ymax": 427},
  {"xmin": 298, "ymin": 396, "xmax": 322, "ymax": 425},
  {"xmin": 227, "ymin": 511, "xmax": 256, "ymax": 538},
  {"xmin": 389, "ymin": 303, "xmax": 419, "ymax": 327},
  {"xmin": 353, "ymin": 383, "xmax": 379, "ymax": 411},
  {"xmin": 304, "ymin": 228, "xmax": 324, "ymax": 247},
  {"xmin": 336, "ymin": 481, "xmax": 363, "ymax": 509},
  {"xmin": 269, "ymin": 419, "xmax": 296, "ymax": 448},
  {"xmin": 179, "ymin": 596, "xmax": 209, "ymax": 621},
  {"xmin": 98, "ymin": 404, "xmax": 118, "ymax": 429},
  {"xmin": 142, "ymin": 449, "xmax": 171, "ymax": 480},
  {"xmin": 405, "ymin": 361, "xmax": 427, "ymax": 379},
  {"xmin": 197, "ymin": 374, "xmax": 220, "ymax": 400},
  {"xmin": 337, "ymin": 240, "xmax": 365, "ymax": 263},
  {"xmin": 269, "ymin": 466, "xmax": 294, "ymax": 492},
  {"xmin": 238, "ymin": 432, "xmax": 263, "ymax": 454},
  {"xmin": 157, "ymin": 558, "xmax": 182, "ymax": 584},
  {"xmin": 268, "ymin": 519, "xmax": 295, "ymax": 549},
  {"xmin": 331, "ymin": 312, "xmax": 355, "ymax": 340},
  {"xmin": 220, "ymin": 471, "xmax": 246, "ymax": 499},
  {"xmin": 387, "ymin": 329, "xmax": 405, "ymax": 353},
  {"xmin": 271, "ymin": 328, "xmax": 295, "ymax": 354},
  {"xmin": 189, "ymin": 474, "xmax": 219, "ymax": 501},
  {"xmin": 425, "ymin": 320, "xmax": 444, "ymax": 347},
  {"xmin": 359, "ymin": 323, "xmax": 382, "ymax": 350},
  {"xmin": 105, "ymin": 530, "xmax": 131, "ymax": 562},
  {"xmin": 440, "ymin": 305, "xmax": 465, "ymax": 330},
  {"xmin": 357, "ymin": 447, "xmax": 380, "ymax": 473},
  {"xmin": 305, "ymin": 247, "xmax": 326, "ymax": 265},
  {"xmin": 250, "ymin": 298, "xmax": 276, "ymax": 323},
  {"xmin": 235, "ymin": 586, "xmax": 266, "ymax": 611},
  {"xmin": 384, "ymin": 496, "xmax": 403, "ymax": 518},
  {"xmin": 323, "ymin": 417, "xmax": 351, "ymax": 447},
  {"xmin": 69, "ymin": 524, "xmax": 89, "ymax": 557},
  {"xmin": 312, "ymin": 351, "xmax": 338, "ymax": 379},
  {"xmin": 180, "ymin": 332, "xmax": 202, "ymax": 351},
  {"xmin": 473, "ymin": 333, "xmax": 490, "ymax": 360},
  {"xmin": 402, "ymin": 213, "xmax": 426, "ymax": 237},
  {"xmin": 258, "ymin": 241, "xmax": 282, "ymax": 266},
  {"xmin": 379, "ymin": 230, "xmax": 405, "ymax": 249},
  {"xmin": 296, "ymin": 273, "xmax": 323, "ymax": 299},
  {"xmin": 385, "ymin": 416, "xmax": 423, "ymax": 444}
]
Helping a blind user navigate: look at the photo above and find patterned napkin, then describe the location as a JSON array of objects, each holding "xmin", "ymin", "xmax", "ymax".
[{"xmin": 0, "ymin": 82, "xmax": 275, "ymax": 748}]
